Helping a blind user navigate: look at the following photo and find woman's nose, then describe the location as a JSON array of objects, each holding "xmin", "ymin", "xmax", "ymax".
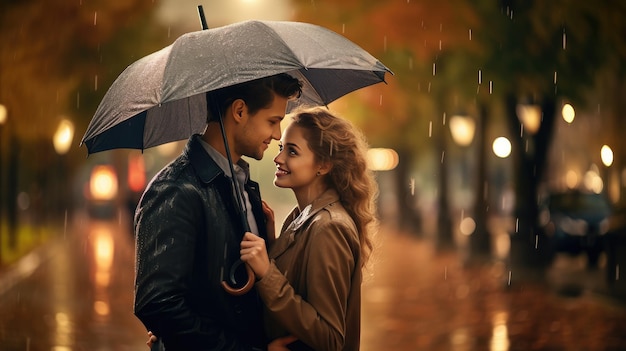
[{"xmin": 273, "ymin": 153, "xmax": 283, "ymax": 165}]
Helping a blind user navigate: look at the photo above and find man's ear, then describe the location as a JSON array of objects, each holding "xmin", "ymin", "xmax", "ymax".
[{"xmin": 231, "ymin": 99, "xmax": 246, "ymax": 122}]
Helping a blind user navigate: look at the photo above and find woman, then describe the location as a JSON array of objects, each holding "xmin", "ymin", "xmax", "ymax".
[{"xmin": 240, "ymin": 106, "xmax": 378, "ymax": 351}]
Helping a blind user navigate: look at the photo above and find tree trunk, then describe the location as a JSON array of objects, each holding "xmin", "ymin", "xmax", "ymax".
[{"xmin": 506, "ymin": 94, "xmax": 556, "ymax": 269}]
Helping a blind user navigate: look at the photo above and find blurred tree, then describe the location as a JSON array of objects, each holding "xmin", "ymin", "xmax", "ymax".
[
  {"xmin": 292, "ymin": 0, "xmax": 626, "ymax": 264},
  {"xmin": 471, "ymin": 0, "xmax": 626, "ymax": 266},
  {"xmin": 0, "ymin": 0, "xmax": 166, "ymax": 241}
]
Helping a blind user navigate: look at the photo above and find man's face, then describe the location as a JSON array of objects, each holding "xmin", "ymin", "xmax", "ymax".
[{"xmin": 236, "ymin": 93, "xmax": 288, "ymax": 160}]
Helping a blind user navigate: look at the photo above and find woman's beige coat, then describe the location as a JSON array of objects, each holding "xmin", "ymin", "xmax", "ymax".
[{"xmin": 255, "ymin": 188, "xmax": 362, "ymax": 351}]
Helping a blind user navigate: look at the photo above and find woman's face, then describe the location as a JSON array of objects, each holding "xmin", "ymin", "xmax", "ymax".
[{"xmin": 273, "ymin": 124, "xmax": 320, "ymax": 191}]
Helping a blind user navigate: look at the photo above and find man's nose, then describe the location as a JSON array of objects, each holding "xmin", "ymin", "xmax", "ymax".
[{"xmin": 272, "ymin": 124, "xmax": 282, "ymax": 140}]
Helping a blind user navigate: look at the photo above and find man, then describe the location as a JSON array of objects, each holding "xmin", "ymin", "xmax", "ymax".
[{"xmin": 134, "ymin": 73, "xmax": 302, "ymax": 350}]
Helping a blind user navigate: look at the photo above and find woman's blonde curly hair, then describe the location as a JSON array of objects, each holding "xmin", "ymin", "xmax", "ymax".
[{"xmin": 288, "ymin": 106, "xmax": 378, "ymax": 267}]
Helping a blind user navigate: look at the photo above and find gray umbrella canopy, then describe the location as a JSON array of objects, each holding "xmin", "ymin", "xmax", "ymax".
[{"xmin": 81, "ymin": 19, "xmax": 392, "ymax": 154}]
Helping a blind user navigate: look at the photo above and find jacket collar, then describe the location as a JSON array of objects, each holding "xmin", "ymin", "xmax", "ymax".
[
  {"xmin": 270, "ymin": 188, "xmax": 341, "ymax": 259},
  {"xmin": 284, "ymin": 188, "xmax": 341, "ymax": 234},
  {"xmin": 185, "ymin": 134, "xmax": 223, "ymax": 184}
]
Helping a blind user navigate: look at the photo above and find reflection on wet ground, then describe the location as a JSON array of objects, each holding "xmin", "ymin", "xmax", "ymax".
[
  {"xmin": 0, "ymin": 213, "xmax": 146, "ymax": 350},
  {"xmin": 0, "ymin": 213, "xmax": 624, "ymax": 350},
  {"xmin": 362, "ymin": 229, "xmax": 626, "ymax": 351}
]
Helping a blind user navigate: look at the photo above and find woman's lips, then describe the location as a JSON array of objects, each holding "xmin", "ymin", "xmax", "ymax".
[{"xmin": 275, "ymin": 167, "xmax": 289, "ymax": 177}]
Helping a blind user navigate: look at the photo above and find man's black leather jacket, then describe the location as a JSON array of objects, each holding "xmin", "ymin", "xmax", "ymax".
[{"xmin": 134, "ymin": 135, "xmax": 268, "ymax": 350}]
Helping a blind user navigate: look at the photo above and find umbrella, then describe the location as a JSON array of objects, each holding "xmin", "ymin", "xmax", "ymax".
[
  {"xmin": 81, "ymin": 11, "xmax": 392, "ymax": 297},
  {"xmin": 80, "ymin": 19, "xmax": 392, "ymax": 154}
]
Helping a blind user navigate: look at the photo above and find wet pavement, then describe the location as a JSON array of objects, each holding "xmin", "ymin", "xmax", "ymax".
[
  {"xmin": 361, "ymin": 230, "xmax": 626, "ymax": 351},
  {"xmin": 0, "ymin": 213, "xmax": 146, "ymax": 351},
  {"xmin": 1, "ymin": 211, "xmax": 626, "ymax": 350}
]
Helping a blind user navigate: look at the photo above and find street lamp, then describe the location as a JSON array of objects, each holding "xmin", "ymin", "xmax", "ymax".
[
  {"xmin": 516, "ymin": 104, "xmax": 541, "ymax": 135},
  {"xmin": 601, "ymin": 144, "xmax": 616, "ymax": 200},
  {"xmin": 449, "ymin": 113, "xmax": 485, "ymax": 259},
  {"xmin": 449, "ymin": 114, "xmax": 476, "ymax": 147},
  {"xmin": 562, "ymin": 103, "xmax": 575, "ymax": 124},
  {"xmin": 601, "ymin": 145, "xmax": 614, "ymax": 168},
  {"xmin": 493, "ymin": 137, "xmax": 512, "ymax": 159},
  {"xmin": 53, "ymin": 118, "xmax": 75, "ymax": 219},
  {"xmin": 53, "ymin": 118, "xmax": 75, "ymax": 155}
]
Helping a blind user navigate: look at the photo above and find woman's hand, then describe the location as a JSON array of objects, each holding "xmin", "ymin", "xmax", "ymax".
[
  {"xmin": 268, "ymin": 335, "xmax": 298, "ymax": 351},
  {"xmin": 240, "ymin": 232, "xmax": 270, "ymax": 279},
  {"xmin": 262, "ymin": 200, "xmax": 276, "ymax": 245},
  {"xmin": 146, "ymin": 331, "xmax": 157, "ymax": 348}
]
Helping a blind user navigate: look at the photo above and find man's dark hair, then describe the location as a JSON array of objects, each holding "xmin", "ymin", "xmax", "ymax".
[{"xmin": 207, "ymin": 73, "xmax": 302, "ymax": 122}]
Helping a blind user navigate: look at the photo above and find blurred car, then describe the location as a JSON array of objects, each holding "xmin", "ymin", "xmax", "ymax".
[
  {"xmin": 538, "ymin": 190, "xmax": 611, "ymax": 267},
  {"xmin": 86, "ymin": 164, "xmax": 119, "ymax": 219}
]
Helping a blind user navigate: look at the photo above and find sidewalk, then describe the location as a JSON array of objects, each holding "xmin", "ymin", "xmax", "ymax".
[
  {"xmin": 360, "ymin": 228, "xmax": 626, "ymax": 351},
  {"xmin": 1, "ymin": 218, "xmax": 625, "ymax": 350}
]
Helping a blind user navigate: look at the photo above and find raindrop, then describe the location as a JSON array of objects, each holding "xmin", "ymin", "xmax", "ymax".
[
  {"xmin": 441, "ymin": 150, "xmax": 445, "ymax": 164},
  {"xmin": 409, "ymin": 178, "xmax": 415, "ymax": 196},
  {"xmin": 469, "ymin": 29, "xmax": 472, "ymax": 41},
  {"xmin": 94, "ymin": 11, "xmax": 97, "ymax": 26},
  {"xmin": 342, "ymin": 23, "xmax": 346, "ymax": 34},
  {"xmin": 515, "ymin": 218, "xmax": 519, "ymax": 233},
  {"xmin": 553, "ymin": 71, "xmax": 557, "ymax": 84},
  {"xmin": 428, "ymin": 82, "xmax": 431, "ymax": 93},
  {"xmin": 439, "ymin": 40, "xmax": 442, "ymax": 51},
  {"xmin": 519, "ymin": 124, "xmax": 524, "ymax": 137},
  {"xmin": 428, "ymin": 121, "xmax": 433, "ymax": 137},
  {"xmin": 562, "ymin": 29, "xmax": 566, "ymax": 50},
  {"xmin": 478, "ymin": 70, "xmax": 482, "ymax": 85},
  {"xmin": 489, "ymin": 81, "xmax": 493, "ymax": 94},
  {"xmin": 379, "ymin": 94, "xmax": 383, "ymax": 106},
  {"xmin": 432, "ymin": 63, "xmax": 436, "ymax": 76},
  {"xmin": 534, "ymin": 234, "xmax": 538, "ymax": 249},
  {"xmin": 329, "ymin": 140, "xmax": 334, "ymax": 156},
  {"xmin": 507, "ymin": 270, "xmax": 512, "ymax": 285},
  {"xmin": 94, "ymin": 75, "xmax": 98, "ymax": 91},
  {"xmin": 444, "ymin": 266, "xmax": 447, "ymax": 280}
]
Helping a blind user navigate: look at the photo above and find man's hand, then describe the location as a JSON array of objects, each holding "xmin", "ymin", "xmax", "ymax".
[
  {"xmin": 268, "ymin": 335, "xmax": 298, "ymax": 351},
  {"xmin": 240, "ymin": 232, "xmax": 270, "ymax": 279}
]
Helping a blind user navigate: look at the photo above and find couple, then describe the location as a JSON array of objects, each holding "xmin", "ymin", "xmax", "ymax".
[{"xmin": 134, "ymin": 73, "xmax": 378, "ymax": 351}]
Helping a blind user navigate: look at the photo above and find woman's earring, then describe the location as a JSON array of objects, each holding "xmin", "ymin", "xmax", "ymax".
[{"xmin": 316, "ymin": 171, "xmax": 321, "ymax": 176}]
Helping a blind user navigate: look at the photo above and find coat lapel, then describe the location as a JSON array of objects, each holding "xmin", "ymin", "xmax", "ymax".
[{"xmin": 268, "ymin": 189, "xmax": 340, "ymax": 259}]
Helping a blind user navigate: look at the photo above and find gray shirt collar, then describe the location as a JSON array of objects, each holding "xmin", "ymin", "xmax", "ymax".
[{"xmin": 198, "ymin": 138, "xmax": 250, "ymax": 183}]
